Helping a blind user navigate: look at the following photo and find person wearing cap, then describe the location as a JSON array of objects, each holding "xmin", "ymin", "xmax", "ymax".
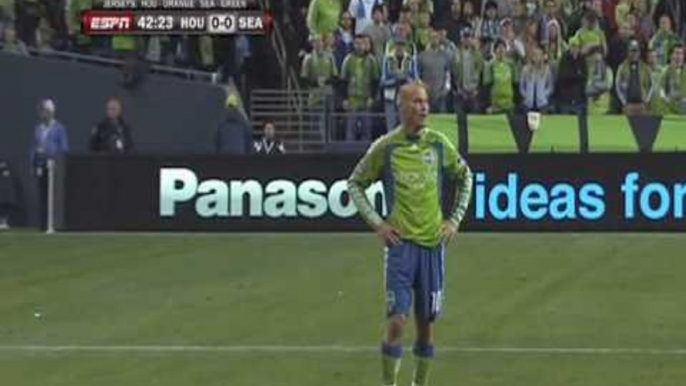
[
  {"xmin": 341, "ymin": 34, "xmax": 380, "ymax": 141},
  {"xmin": 381, "ymin": 35, "xmax": 419, "ymax": 132},
  {"xmin": 554, "ymin": 37, "xmax": 588, "ymax": 114},
  {"xmin": 616, "ymin": 39, "xmax": 652, "ymax": 115},
  {"xmin": 585, "ymin": 46, "xmax": 614, "ymax": 114},
  {"xmin": 30, "ymin": 99, "xmax": 69, "ymax": 230},
  {"xmin": 659, "ymin": 44, "xmax": 686, "ymax": 114},
  {"xmin": 214, "ymin": 94, "xmax": 253, "ymax": 155},
  {"xmin": 452, "ymin": 26, "xmax": 484, "ymax": 113},
  {"xmin": 89, "ymin": 97, "xmax": 134, "ymax": 154},
  {"xmin": 307, "ymin": 0, "xmax": 343, "ymax": 36}
]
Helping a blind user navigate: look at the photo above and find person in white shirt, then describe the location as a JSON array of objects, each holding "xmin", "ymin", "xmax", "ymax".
[{"xmin": 348, "ymin": 0, "xmax": 384, "ymax": 35}]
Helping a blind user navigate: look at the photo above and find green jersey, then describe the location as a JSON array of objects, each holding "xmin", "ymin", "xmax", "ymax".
[
  {"xmin": 348, "ymin": 127, "xmax": 473, "ymax": 247},
  {"xmin": 341, "ymin": 53, "xmax": 379, "ymax": 109},
  {"xmin": 307, "ymin": 0, "xmax": 342, "ymax": 36},
  {"xmin": 484, "ymin": 59, "xmax": 516, "ymax": 112}
]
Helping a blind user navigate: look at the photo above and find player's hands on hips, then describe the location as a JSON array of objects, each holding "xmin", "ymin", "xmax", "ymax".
[
  {"xmin": 376, "ymin": 222, "xmax": 403, "ymax": 246},
  {"xmin": 439, "ymin": 220, "xmax": 459, "ymax": 244}
]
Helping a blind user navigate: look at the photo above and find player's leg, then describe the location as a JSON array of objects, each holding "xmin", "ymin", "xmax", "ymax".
[
  {"xmin": 411, "ymin": 243, "xmax": 445, "ymax": 386},
  {"xmin": 382, "ymin": 243, "xmax": 415, "ymax": 386}
]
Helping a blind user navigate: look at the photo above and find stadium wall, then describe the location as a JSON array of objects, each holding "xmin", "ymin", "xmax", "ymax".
[
  {"xmin": 0, "ymin": 52, "xmax": 226, "ymax": 226},
  {"xmin": 57, "ymin": 154, "xmax": 686, "ymax": 232}
]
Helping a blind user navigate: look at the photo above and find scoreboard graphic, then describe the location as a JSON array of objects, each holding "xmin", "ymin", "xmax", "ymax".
[{"xmin": 82, "ymin": 0, "xmax": 273, "ymax": 35}]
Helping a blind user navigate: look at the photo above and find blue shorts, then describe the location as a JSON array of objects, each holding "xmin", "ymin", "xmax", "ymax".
[{"xmin": 385, "ymin": 241, "xmax": 445, "ymax": 322}]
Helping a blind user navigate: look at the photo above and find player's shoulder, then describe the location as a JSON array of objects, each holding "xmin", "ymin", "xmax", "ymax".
[{"xmin": 423, "ymin": 128, "xmax": 454, "ymax": 147}]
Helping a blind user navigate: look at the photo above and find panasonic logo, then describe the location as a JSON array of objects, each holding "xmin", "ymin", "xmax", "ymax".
[{"xmin": 159, "ymin": 168, "xmax": 387, "ymax": 218}]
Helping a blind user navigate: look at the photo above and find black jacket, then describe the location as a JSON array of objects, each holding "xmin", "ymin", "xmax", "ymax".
[
  {"xmin": 89, "ymin": 118, "xmax": 134, "ymax": 154},
  {"xmin": 555, "ymin": 52, "xmax": 588, "ymax": 106},
  {"xmin": 214, "ymin": 108, "xmax": 253, "ymax": 154}
]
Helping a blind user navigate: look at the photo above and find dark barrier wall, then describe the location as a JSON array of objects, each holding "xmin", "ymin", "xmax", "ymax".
[
  {"xmin": 0, "ymin": 52, "xmax": 226, "ymax": 226},
  {"xmin": 58, "ymin": 154, "xmax": 686, "ymax": 232}
]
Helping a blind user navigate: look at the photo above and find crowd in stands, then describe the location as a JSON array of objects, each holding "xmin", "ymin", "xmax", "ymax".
[{"xmin": 292, "ymin": 0, "xmax": 686, "ymax": 139}]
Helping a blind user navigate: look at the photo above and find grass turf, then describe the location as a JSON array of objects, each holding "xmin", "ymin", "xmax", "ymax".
[{"xmin": 1, "ymin": 232, "xmax": 686, "ymax": 385}]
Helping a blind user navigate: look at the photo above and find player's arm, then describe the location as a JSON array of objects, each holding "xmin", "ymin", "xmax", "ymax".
[
  {"xmin": 347, "ymin": 140, "xmax": 386, "ymax": 229},
  {"xmin": 443, "ymin": 137, "xmax": 473, "ymax": 229}
]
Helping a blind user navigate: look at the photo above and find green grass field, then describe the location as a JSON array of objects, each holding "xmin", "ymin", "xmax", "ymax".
[{"xmin": 2, "ymin": 232, "xmax": 686, "ymax": 386}]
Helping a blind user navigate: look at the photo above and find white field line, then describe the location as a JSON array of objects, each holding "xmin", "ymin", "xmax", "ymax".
[{"xmin": 1, "ymin": 345, "xmax": 686, "ymax": 356}]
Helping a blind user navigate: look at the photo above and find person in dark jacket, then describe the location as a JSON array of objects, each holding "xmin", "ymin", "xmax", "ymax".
[
  {"xmin": 254, "ymin": 120, "xmax": 286, "ymax": 155},
  {"xmin": 89, "ymin": 98, "xmax": 134, "ymax": 154},
  {"xmin": 554, "ymin": 38, "xmax": 588, "ymax": 113},
  {"xmin": 215, "ymin": 95, "xmax": 254, "ymax": 154}
]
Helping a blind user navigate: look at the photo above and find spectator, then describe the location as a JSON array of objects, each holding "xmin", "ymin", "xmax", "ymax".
[
  {"xmin": 300, "ymin": 34, "xmax": 338, "ymax": 92},
  {"xmin": 477, "ymin": 0, "xmax": 502, "ymax": 58},
  {"xmin": 614, "ymin": 0, "xmax": 632, "ymax": 34},
  {"xmin": 254, "ymin": 121, "xmax": 286, "ymax": 155},
  {"xmin": 646, "ymin": 48, "xmax": 669, "ymax": 115},
  {"xmin": 519, "ymin": 45, "xmax": 554, "ymax": 112},
  {"xmin": 386, "ymin": 21, "xmax": 416, "ymax": 56},
  {"xmin": 381, "ymin": 36, "xmax": 419, "ymax": 131},
  {"xmin": 545, "ymin": 19, "xmax": 566, "ymax": 73},
  {"xmin": 35, "ymin": 18, "xmax": 54, "ymax": 53},
  {"xmin": 566, "ymin": 0, "xmax": 593, "ymax": 37},
  {"xmin": 363, "ymin": 4, "xmax": 392, "ymax": 65},
  {"xmin": 437, "ymin": 0, "xmax": 464, "ymax": 45},
  {"xmin": 501, "ymin": 18, "xmax": 526, "ymax": 69},
  {"xmin": 414, "ymin": 11, "xmax": 433, "ymax": 52},
  {"xmin": 590, "ymin": 0, "xmax": 613, "ymax": 38},
  {"xmin": 333, "ymin": 11, "xmax": 355, "ymax": 69},
  {"xmin": 452, "ymin": 27, "xmax": 484, "ymax": 113},
  {"xmin": 555, "ymin": 38, "xmax": 588, "ymax": 114},
  {"xmin": 481, "ymin": 0, "xmax": 514, "ymax": 19},
  {"xmin": 511, "ymin": 1, "xmax": 530, "ymax": 36},
  {"xmin": 30, "ymin": 99, "xmax": 68, "ymax": 230},
  {"xmin": 307, "ymin": 0, "xmax": 343, "ymax": 36},
  {"xmin": 403, "ymin": 0, "xmax": 433, "ymax": 15},
  {"xmin": 483, "ymin": 39, "xmax": 517, "ymax": 113},
  {"xmin": 541, "ymin": 0, "xmax": 567, "ymax": 45},
  {"xmin": 418, "ymin": 29, "xmax": 452, "ymax": 112},
  {"xmin": 660, "ymin": 44, "xmax": 686, "ymax": 114},
  {"xmin": 437, "ymin": 28, "xmax": 458, "ymax": 58},
  {"xmin": 616, "ymin": 40, "xmax": 652, "ymax": 115},
  {"xmin": 650, "ymin": 14, "xmax": 680, "ymax": 67},
  {"xmin": 586, "ymin": 47, "xmax": 614, "ymax": 114},
  {"xmin": 520, "ymin": 19, "xmax": 542, "ymax": 59},
  {"xmin": 348, "ymin": 0, "xmax": 383, "ymax": 35},
  {"xmin": 608, "ymin": 21, "xmax": 635, "ymax": 71},
  {"xmin": 573, "ymin": 10, "xmax": 607, "ymax": 59},
  {"xmin": 341, "ymin": 34, "xmax": 380, "ymax": 141},
  {"xmin": 214, "ymin": 95, "xmax": 253, "ymax": 154},
  {"xmin": 89, "ymin": 98, "xmax": 134, "ymax": 154},
  {"xmin": 459, "ymin": 0, "xmax": 481, "ymax": 32},
  {"xmin": 634, "ymin": 2, "xmax": 656, "ymax": 42},
  {"xmin": 522, "ymin": 0, "xmax": 543, "ymax": 22},
  {"xmin": 14, "ymin": 0, "xmax": 40, "ymax": 46},
  {"xmin": 2, "ymin": 24, "xmax": 28, "ymax": 55}
]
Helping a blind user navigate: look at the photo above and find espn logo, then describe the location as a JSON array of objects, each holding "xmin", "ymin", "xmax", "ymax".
[{"xmin": 82, "ymin": 11, "xmax": 135, "ymax": 34}]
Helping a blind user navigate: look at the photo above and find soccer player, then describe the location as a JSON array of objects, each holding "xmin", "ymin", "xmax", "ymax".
[{"xmin": 348, "ymin": 81, "xmax": 473, "ymax": 386}]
